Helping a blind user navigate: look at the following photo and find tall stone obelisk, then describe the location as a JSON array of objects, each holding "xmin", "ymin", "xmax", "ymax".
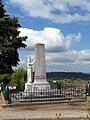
[{"xmin": 33, "ymin": 43, "xmax": 50, "ymax": 91}]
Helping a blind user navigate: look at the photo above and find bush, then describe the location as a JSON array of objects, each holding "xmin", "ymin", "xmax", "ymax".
[
  {"xmin": 10, "ymin": 67, "xmax": 27, "ymax": 90},
  {"xmin": 0, "ymin": 74, "xmax": 11, "ymax": 84}
]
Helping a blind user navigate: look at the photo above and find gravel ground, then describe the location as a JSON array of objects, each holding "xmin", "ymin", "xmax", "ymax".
[
  {"xmin": 0, "ymin": 102, "xmax": 89, "ymax": 119},
  {"xmin": 0, "ymin": 94, "xmax": 89, "ymax": 120}
]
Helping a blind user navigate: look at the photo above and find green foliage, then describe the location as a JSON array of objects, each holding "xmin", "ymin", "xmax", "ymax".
[
  {"xmin": 0, "ymin": 0, "xmax": 6, "ymax": 18},
  {"xmin": 10, "ymin": 68, "xmax": 27, "ymax": 90},
  {"xmin": 75, "ymin": 78, "xmax": 83, "ymax": 81},
  {"xmin": 0, "ymin": 74, "xmax": 11, "ymax": 84},
  {"xmin": 56, "ymin": 81, "xmax": 61, "ymax": 89},
  {"xmin": 47, "ymin": 80, "xmax": 53, "ymax": 88},
  {"xmin": 0, "ymin": 1, "xmax": 27, "ymax": 74},
  {"xmin": 48, "ymin": 80, "xmax": 61, "ymax": 89}
]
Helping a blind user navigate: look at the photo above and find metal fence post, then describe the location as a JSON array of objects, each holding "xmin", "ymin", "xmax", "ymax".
[
  {"xmin": 1, "ymin": 82, "xmax": 6, "ymax": 93},
  {"xmin": 86, "ymin": 81, "xmax": 90, "ymax": 96},
  {"xmin": 4, "ymin": 85, "xmax": 11, "ymax": 104}
]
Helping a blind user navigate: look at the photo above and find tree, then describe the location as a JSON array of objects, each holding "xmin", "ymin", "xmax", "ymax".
[
  {"xmin": 0, "ymin": 0, "xmax": 6, "ymax": 18},
  {"xmin": 0, "ymin": 74, "xmax": 11, "ymax": 83},
  {"xmin": 0, "ymin": 0, "xmax": 27, "ymax": 74},
  {"xmin": 10, "ymin": 67, "xmax": 27, "ymax": 90}
]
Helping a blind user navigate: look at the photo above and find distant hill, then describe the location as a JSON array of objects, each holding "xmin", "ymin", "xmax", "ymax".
[{"xmin": 46, "ymin": 72, "xmax": 90, "ymax": 80}]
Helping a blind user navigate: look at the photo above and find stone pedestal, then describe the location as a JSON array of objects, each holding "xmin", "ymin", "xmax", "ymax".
[{"xmin": 24, "ymin": 82, "xmax": 32, "ymax": 91}]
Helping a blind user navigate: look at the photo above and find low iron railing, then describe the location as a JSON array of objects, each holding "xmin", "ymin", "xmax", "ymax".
[{"xmin": 9, "ymin": 85, "xmax": 86, "ymax": 103}]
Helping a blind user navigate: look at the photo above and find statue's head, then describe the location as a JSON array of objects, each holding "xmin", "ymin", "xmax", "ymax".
[{"xmin": 27, "ymin": 56, "xmax": 31, "ymax": 62}]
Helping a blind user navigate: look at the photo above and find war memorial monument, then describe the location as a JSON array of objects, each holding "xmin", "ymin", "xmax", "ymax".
[{"xmin": 25, "ymin": 43, "xmax": 51, "ymax": 93}]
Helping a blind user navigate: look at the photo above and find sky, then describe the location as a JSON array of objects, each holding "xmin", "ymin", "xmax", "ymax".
[{"xmin": 2, "ymin": 0, "xmax": 90, "ymax": 73}]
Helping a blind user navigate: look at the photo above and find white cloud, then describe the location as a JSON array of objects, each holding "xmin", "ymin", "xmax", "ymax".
[
  {"xmin": 9, "ymin": 0, "xmax": 90, "ymax": 23},
  {"xmin": 46, "ymin": 50, "xmax": 90, "ymax": 62},
  {"xmin": 17, "ymin": 49, "xmax": 90, "ymax": 73},
  {"xmin": 46, "ymin": 50, "xmax": 90, "ymax": 72},
  {"xmin": 68, "ymin": 0, "xmax": 90, "ymax": 12},
  {"xmin": 19, "ymin": 27, "xmax": 81, "ymax": 52}
]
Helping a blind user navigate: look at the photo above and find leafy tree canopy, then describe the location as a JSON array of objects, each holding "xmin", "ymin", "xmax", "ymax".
[
  {"xmin": 0, "ymin": 74, "xmax": 11, "ymax": 83},
  {"xmin": 0, "ymin": 0, "xmax": 27, "ymax": 74},
  {"xmin": 0, "ymin": 0, "xmax": 6, "ymax": 18}
]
